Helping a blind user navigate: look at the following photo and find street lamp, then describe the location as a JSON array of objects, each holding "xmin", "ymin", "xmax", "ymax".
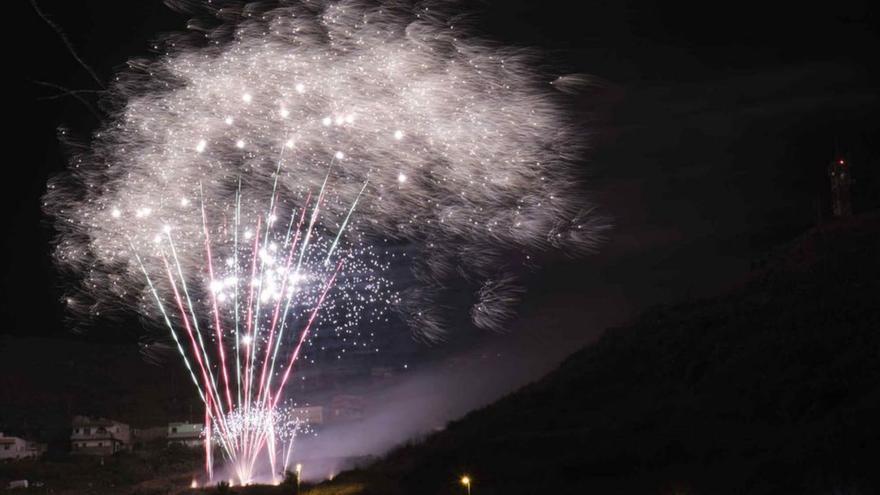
[{"xmin": 460, "ymin": 475, "xmax": 472, "ymax": 495}]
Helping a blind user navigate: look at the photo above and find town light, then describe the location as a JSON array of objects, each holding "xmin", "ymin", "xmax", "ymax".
[{"xmin": 461, "ymin": 475, "xmax": 472, "ymax": 495}]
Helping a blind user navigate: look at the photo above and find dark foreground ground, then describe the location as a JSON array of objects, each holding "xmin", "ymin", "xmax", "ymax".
[
  {"xmin": 0, "ymin": 446, "xmax": 200, "ymax": 495},
  {"xmin": 3, "ymin": 214, "xmax": 879, "ymax": 494}
]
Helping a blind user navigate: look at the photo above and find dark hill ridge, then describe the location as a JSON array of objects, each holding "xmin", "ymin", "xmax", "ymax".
[{"xmin": 321, "ymin": 213, "xmax": 880, "ymax": 495}]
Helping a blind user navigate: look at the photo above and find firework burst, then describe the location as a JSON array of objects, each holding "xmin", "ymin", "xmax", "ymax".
[
  {"xmin": 46, "ymin": 0, "xmax": 607, "ymax": 484},
  {"xmin": 128, "ymin": 173, "xmax": 389, "ymax": 483}
]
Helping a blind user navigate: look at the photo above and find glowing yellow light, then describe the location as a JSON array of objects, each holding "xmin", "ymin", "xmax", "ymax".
[{"xmin": 460, "ymin": 475, "xmax": 472, "ymax": 494}]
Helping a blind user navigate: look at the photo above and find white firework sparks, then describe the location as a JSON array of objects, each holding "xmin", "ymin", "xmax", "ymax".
[
  {"xmin": 48, "ymin": 0, "xmax": 607, "ymax": 340},
  {"xmin": 45, "ymin": 0, "xmax": 607, "ymax": 484},
  {"xmin": 214, "ymin": 402, "xmax": 314, "ymax": 483},
  {"xmin": 129, "ymin": 179, "xmax": 389, "ymax": 483}
]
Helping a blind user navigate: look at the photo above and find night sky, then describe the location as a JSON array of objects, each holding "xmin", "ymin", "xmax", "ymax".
[{"xmin": 4, "ymin": 0, "xmax": 879, "ymax": 428}]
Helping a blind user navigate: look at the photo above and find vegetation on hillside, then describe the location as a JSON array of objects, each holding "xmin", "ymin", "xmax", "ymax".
[
  {"xmin": 0, "ymin": 445, "xmax": 201, "ymax": 495},
  {"xmin": 317, "ymin": 214, "xmax": 880, "ymax": 494}
]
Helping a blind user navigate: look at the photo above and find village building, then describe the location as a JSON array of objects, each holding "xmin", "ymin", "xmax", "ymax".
[
  {"xmin": 70, "ymin": 416, "xmax": 131, "ymax": 455},
  {"xmin": 167, "ymin": 422, "xmax": 203, "ymax": 448},
  {"xmin": 0, "ymin": 433, "xmax": 44, "ymax": 461}
]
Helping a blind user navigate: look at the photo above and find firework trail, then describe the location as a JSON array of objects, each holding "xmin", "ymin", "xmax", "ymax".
[
  {"xmin": 45, "ymin": 0, "xmax": 607, "ymax": 484},
  {"xmin": 128, "ymin": 176, "xmax": 382, "ymax": 483}
]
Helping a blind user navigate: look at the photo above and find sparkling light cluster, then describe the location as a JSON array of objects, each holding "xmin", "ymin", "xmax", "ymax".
[
  {"xmin": 215, "ymin": 402, "xmax": 315, "ymax": 483},
  {"xmin": 46, "ymin": 0, "xmax": 606, "ymax": 484},
  {"xmin": 96, "ymin": 179, "xmax": 389, "ymax": 484},
  {"xmin": 48, "ymin": 0, "xmax": 606, "ymax": 342}
]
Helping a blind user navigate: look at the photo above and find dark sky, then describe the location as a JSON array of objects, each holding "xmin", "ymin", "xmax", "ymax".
[{"xmin": 4, "ymin": 0, "xmax": 879, "ymax": 427}]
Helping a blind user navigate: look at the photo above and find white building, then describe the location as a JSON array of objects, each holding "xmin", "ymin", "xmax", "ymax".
[
  {"xmin": 167, "ymin": 422, "xmax": 203, "ymax": 448},
  {"xmin": 0, "ymin": 433, "xmax": 43, "ymax": 461},
  {"xmin": 71, "ymin": 416, "xmax": 131, "ymax": 455}
]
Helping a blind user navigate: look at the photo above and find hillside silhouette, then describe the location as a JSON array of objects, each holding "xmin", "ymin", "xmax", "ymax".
[{"xmin": 316, "ymin": 213, "xmax": 880, "ymax": 494}]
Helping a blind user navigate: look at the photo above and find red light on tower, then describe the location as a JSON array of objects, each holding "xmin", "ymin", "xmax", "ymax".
[{"xmin": 829, "ymin": 157, "xmax": 852, "ymax": 217}]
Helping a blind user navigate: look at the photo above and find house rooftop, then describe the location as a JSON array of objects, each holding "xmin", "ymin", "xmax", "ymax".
[{"xmin": 72, "ymin": 416, "xmax": 125, "ymax": 427}]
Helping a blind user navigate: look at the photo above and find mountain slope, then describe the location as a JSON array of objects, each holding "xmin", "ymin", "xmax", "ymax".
[{"xmin": 323, "ymin": 214, "xmax": 880, "ymax": 495}]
